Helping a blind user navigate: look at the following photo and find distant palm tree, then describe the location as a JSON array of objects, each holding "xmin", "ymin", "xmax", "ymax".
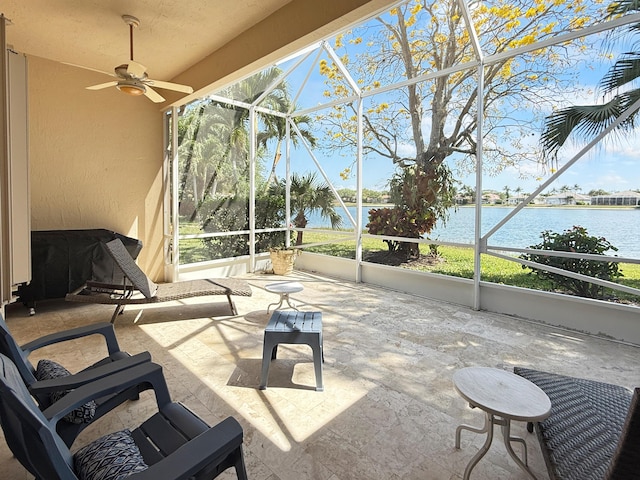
[
  {"xmin": 260, "ymin": 109, "xmax": 317, "ymax": 188},
  {"xmin": 503, "ymin": 185, "xmax": 511, "ymax": 203},
  {"xmin": 541, "ymin": 0, "xmax": 640, "ymax": 160},
  {"xmin": 288, "ymin": 172, "xmax": 343, "ymax": 245}
]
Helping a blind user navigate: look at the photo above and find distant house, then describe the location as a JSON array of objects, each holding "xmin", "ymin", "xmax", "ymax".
[
  {"xmin": 543, "ymin": 192, "xmax": 590, "ymax": 205},
  {"xmin": 591, "ymin": 191, "xmax": 640, "ymax": 206},
  {"xmin": 506, "ymin": 194, "xmax": 532, "ymax": 205},
  {"xmin": 455, "ymin": 194, "xmax": 473, "ymax": 205},
  {"xmin": 482, "ymin": 193, "xmax": 501, "ymax": 204}
]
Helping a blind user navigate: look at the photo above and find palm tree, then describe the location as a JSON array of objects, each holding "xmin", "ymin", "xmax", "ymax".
[
  {"xmin": 180, "ymin": 68, "xmax": 291, "ymax": 222},
  {"xmin": 503, "ymin": 185, "xmax": 511, "ymax": 203},
  {"xmin": 514, "ymin": 186, "xmax": 523, "ymax": 200},
  {"xmin": 288, "ymin": 172, "xmax": 343, "ymax": 245},
  {"xmin": 260, "ymin": 109, "xmax": 317, "ymax": 189},
  {"xmin": 541, "ymin": 0, "xmax": 640, "ymax": 160}
]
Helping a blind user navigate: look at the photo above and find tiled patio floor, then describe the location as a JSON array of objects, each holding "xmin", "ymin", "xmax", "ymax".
[{"xmin": 2, "ymin": 271, "xmax": 639, "ymax": 479}]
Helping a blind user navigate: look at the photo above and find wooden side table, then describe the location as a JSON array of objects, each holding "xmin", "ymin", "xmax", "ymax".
[
  {"xmin": 259, "ymin": 310, "xmax": 324, "ymax": 391},
  {"xmin": 453, "ymin": 367, "xmax": 551, "ymax": 480}
]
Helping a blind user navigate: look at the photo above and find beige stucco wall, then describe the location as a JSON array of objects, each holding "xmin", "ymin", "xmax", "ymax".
[
  {"xmin": 23, "ymin": 0, "xmax": 395, "ymax": 282},
  {"xmin": 28, "ymin": 57, "xmax": 165, "ymax": 280}
]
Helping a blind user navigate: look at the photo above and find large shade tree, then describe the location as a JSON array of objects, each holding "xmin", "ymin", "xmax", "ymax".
[
  {"xmin": 541, "ymin": 0, "xmax": 640, "ymax": 160},
  {"xmin": 320, "ymin": 0, "xmax": 602, "ymax": 258}
]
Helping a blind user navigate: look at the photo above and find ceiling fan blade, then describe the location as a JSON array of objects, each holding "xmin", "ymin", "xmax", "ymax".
[
  {"xmin": 144, "ymin": 86, "xmax": 166, "ymax": 103},
  {"xmin": 86, "ymin": 81, "xmax": 118, "ymax": 90},
  {"xmin": 146, "ymin": 79, "xmax": 194, "ymax": 94},
  {"xmin": 127, "ymin": 61, "xmax": 147, "ymax": 78},
  {"xmin": 62, "ymin": 62, "xmax": 115, "ymax": 78}
]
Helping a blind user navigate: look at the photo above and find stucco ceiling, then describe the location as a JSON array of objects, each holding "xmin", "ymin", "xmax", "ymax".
[{"xmin": 1, "ymin": 0, "xmax": 293, "ymax": 82}]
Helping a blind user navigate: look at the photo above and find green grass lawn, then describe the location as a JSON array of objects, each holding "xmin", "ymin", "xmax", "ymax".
[
  {"xmin": 176, "ymin": 224, "xmax": 640, "ymax": 304},
  {"xmin": 301, "ymin": 231, "xmax": 640, "ymax": 304}
]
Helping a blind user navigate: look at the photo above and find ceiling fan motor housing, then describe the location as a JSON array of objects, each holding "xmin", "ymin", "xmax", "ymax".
[
  {"xmin": 115, "ymin": 64, "xmax": 147, "ymax": 80},
  {"xmin": 116, "ymin": 81, "xmax": 146, "ymax": 96}
]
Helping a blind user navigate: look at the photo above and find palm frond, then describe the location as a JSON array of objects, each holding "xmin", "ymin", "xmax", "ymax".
[
  {"xmin": 607, "ymin": 0, "xmax": 640, "ymax": 16},
  {"xmin": 541, "ymin": 97, "xmax": 626, "ymax": 159},
  {"xmin": 619, "ymin": 86, "xmax": 640, "ymax": 126},
  {"xmin": 541, "ymin": 0, "xmax": 640, "ymax": 162},
  {"xmin": 600, "ymin": 53, "xmax": 640, "ymax": 93}
]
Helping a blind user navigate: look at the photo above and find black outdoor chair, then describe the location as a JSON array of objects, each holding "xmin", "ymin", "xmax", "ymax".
[
  {"xmin": 0, "ymin": 352, "xmax": 248, "ymax": 480},
  {"xmin": 0, "ymin": 314, "xmax": 152, "ymax": 446}
]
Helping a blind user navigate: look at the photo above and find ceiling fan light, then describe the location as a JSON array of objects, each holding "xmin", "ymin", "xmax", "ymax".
[{"xmin": 117, "ymin": 83, "xmax": 146, "ymax": 96}]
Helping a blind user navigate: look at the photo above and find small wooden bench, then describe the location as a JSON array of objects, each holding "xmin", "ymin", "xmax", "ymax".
[{"xmin": 514, "ymin": 367, "xmax": 639, "ymax": 480}]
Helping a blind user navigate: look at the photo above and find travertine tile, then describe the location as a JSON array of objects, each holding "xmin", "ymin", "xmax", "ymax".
[{"xmin": 2, "ymin": 271, "xmax": 639, "ymax": 479}]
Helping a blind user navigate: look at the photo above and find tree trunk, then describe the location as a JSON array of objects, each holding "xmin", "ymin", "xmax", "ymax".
[
  {"xmin": 265, "ymin": 140, "xmax": 283, "ymax": 187},
  {"xmin": 294, "ymin": 211, "xmax": 307, "ymax": 245}
]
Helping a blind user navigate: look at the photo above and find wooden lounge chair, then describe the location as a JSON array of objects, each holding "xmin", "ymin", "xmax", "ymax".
[{"xmin": 66, "ymin": 238, "xmax": 252, "ymax": 324}]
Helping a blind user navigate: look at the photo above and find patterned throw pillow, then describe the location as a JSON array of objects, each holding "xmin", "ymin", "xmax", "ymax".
[
  {"xmin": 35, "ymin": 359, "xmax": 97, "ymax": 424},
  {"xmin": 74, "ymin": 429, "xmax": 148, "ymax": 480}
]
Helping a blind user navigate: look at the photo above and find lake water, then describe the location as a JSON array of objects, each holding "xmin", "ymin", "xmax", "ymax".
[{"xmin": 306, "ymin": 206, "xmax": 640, "ymax": 259}]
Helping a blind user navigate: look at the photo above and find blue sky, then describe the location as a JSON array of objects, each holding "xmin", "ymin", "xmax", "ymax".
[
  {"xmin": 266, "ymin": 3, "xmax": 640, "ymax": 197},
  {"xmin": 276, "ymin": 68, "xmax": 640, "ymax": 196}
]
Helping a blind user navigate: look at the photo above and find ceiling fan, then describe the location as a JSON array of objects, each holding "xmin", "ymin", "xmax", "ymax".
[{"xmin": 74, "ymin": 15, "xmax": 193, "ymax": 103}]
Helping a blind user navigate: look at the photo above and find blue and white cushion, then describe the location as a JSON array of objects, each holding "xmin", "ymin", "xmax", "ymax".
[
  {"xmin": 35, "ymin": 359, "xmax": 97, "ymax": 424},
  {"xmin": 74, "ymin": 429, "xmax": 148, "ymax": 480}
]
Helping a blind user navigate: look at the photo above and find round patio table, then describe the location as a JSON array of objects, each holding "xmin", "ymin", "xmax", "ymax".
[
  {"xmin": 265, "ymin": 281, "xmax": 304, "ymax": 313},
  {"xmin": 453, "ymin": 367, "xmax": 551, "ymax": 480}
]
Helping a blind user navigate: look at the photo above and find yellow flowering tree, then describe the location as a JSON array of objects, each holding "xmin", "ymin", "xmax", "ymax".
[{"xmin": 319, "ymin": 0, "xmax": 602, "ymax": 259}]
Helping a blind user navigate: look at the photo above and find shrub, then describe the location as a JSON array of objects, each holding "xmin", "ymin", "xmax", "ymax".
[
  {"xmin": 366, "ymin": 165, "xmax": 451, "ymax": 259},
  {"xmin": 520, "ymin": 226, "xmax": 623, "ymax": 299},
  {"xmin": 366, "ymin": 206, "xmax": 436, "ymax": 258},
  {"xmin": 201, "ymin": 189, "xmax": 289, "ymax": 259}
]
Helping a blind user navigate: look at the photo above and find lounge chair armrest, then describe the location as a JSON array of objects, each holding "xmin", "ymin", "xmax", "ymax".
[
  {"xmin": 21, "ymin": 322, "xmax": 122, "ymax": 356},
  {"xmin": 30, "ymin": 352, "xmax": 151, "ymax": 394},
  {"xmin": 43, "ymin": 362, "xmax": 171, "ymax": 424},
  {"xmin": 130, "ymin": 416, "xmax": 244, "ymax": 480}
]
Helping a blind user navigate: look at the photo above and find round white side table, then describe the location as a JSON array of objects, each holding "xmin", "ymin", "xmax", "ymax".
[
  {"xmin": 265, "ymin": 281, "xmax": 304, "ymax": 313},
  {"xmin": 453, "ymin": 367, "xmax": 551, "ymax": 480}
]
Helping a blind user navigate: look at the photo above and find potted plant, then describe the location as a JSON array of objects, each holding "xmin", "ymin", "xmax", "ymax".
[{"xmin": 269, "ymin": 246, "xmax": 300, "ymax": 275}]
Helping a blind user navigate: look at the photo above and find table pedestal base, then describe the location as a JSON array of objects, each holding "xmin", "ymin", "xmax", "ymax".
[
  {"xmin": 265, "ymin": 282, "xmax": 303, "ymax": 313},
  {"xmin": 267, "ymin": 292, "xmax": 298, "ymax": 313},
  {"xmin": 455, "ymin": 410, "xmax": 536, "ymax": 480}
]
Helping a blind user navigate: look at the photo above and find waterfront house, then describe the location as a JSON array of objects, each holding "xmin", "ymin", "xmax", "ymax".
[
  {"xmin": 591, "ymin": 190, "xmax": 640, "ymax": 206},
  {"xmin": 543, "ymin": 192, "xmax": 591, "ymax": 205}
]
